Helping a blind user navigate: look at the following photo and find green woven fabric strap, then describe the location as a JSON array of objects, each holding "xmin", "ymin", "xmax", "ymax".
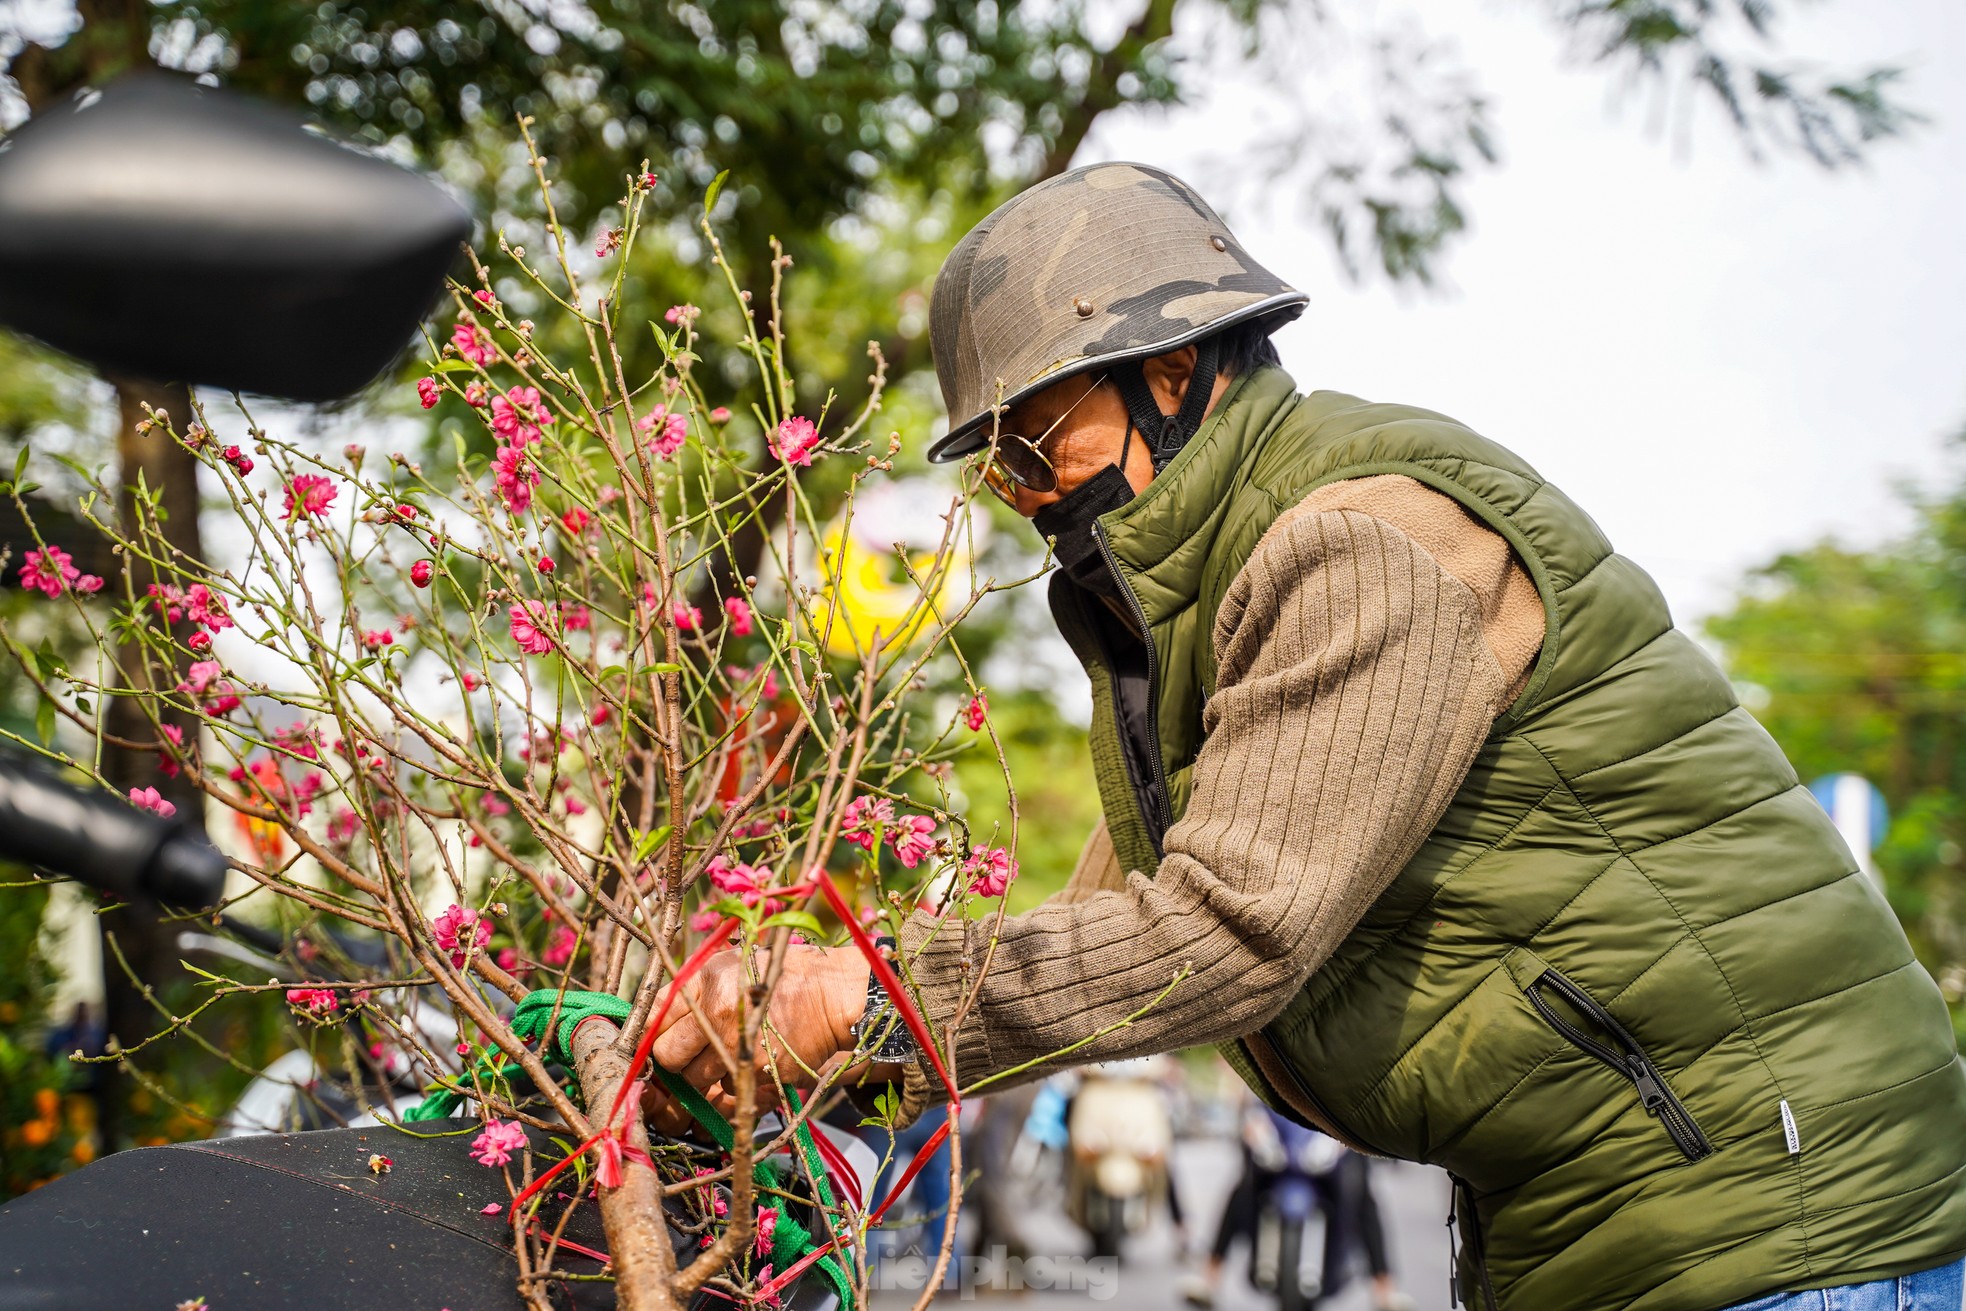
[
  {"xmin": 403, "ymin": 989, "xmax": 851, "ymax": 1305},
  {"xmin": 402, "ymin": 989, "xmax": 628, "ymax": 1122}
]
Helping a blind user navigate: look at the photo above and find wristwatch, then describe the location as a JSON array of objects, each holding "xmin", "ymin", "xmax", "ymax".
[{"xmin": 848, "ymin": 937, "xmax": 919, "ymax": 1064}]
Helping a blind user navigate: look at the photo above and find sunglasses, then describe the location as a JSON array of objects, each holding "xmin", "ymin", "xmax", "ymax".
[{"xmin": 978, "ymin": 373, "xmax": 1109, "ymax": 507}]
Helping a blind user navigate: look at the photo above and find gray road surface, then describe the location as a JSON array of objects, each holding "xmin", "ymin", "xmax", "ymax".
[{"xmin": 873, "ymin": 1135, "xmax": 1454, "ymax": 1308}]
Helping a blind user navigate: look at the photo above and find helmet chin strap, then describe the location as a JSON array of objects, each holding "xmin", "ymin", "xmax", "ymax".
[{"xmin": 1114, "ymin": 336, "xmax": 1221, "ymax": 473}]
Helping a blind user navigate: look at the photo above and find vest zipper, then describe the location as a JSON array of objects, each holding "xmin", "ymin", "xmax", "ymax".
[
  {"xmin": 1523, "ymin": 969, "xmax": 1713, "ymax": 1163},
  {"xmin": 1447, "ymin": 1172, "xmax": 1500, "ymax": 1311},
  {"xmin": 1091, "ymin": 520, "xmax": 1175, "ymax": 845}
]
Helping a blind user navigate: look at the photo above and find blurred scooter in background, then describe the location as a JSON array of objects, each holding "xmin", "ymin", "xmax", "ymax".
[
  {"xmin": 1066, "ymin": 1057, "xmax": 1174, "ymax": 1262},
  {"xmin": 1184, "ymin": 1097, "xmax": 1416, "ymax": 1311}
]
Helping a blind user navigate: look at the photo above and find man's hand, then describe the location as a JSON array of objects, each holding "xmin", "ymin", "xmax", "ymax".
[{"xmin": 640, "ymin": 944, "xmax": 870, "ymax": 1136}]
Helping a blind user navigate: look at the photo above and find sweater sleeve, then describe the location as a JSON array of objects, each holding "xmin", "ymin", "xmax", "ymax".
[{"xmin": 892, "ymin": 505, "xmax": 1514, "ymax": 1117}]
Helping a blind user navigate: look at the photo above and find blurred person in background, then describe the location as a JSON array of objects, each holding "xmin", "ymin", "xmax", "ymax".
[
  {"xmin": 964, "ymin": 1085, "xmax": 1039, "ymax": 1267},
  {"xmin": 650, "ymin": 163, "xmax": 1966, "ymax": 1311},
  {"xmin": 1183, "ymin": 1097, "xmax": 1412, "ymax": 1311}
]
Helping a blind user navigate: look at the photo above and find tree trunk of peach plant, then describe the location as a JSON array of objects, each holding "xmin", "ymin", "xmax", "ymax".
[
  {"xmin": 95, "ymin": 375, "xmax": 207, "ymax": 1154},
  {"xmin": 570, "ymin": 1017, "xmax": 680, "ymax": 1311}
]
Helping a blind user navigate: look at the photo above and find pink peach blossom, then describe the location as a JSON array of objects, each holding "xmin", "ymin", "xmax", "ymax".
[
  {"xmin": 841, "ymin": 795, "xmax": 895, "ymax": 852},
  {"xmin": 128, "ymin": 786, "xmax": 176, "ymax": 819},
  {"xmin": 146, "ymin": 584, "xmax": 185, "ymax": 623},
  {"xmin": 509, "ymin": 601, "xmax": 555, "ymax": 654},
  {"xmin": 158, "ymin": 723, "xmax": 184, "ymax": 778},
  {"xmin": 962, "ymin": 845, "xmax": 1017, "ymax": 898},
  {"xmin": 769, "ymin": 415, "xmax": 821, "ymax": 467},
  {"xmin": 285, "ymin": 986, "xmax": 339, "ymax": 1014},
  {"xmin": 639, "ymin": 405, "xmax": 688, "ymax": 459},
  {"xmin": 492, "ymin": 444, "xmax": 540, "ymax": 516},
  {"xmin": 328, "ymin": 807, "xmax": 361, "ymax": 845},
  {"xmin": 17, "ymin": 545, "xmax": 103, "ymax": 597},
  {"xmin": 491, "ymin": 387, "xmax": 543, "ymax": 444},
  {"xmin": 184, "ymin": 584, "xmax": 232, "ymax": 632},
  {"xmin": 432, "ymin": 903, "xmax": 492, "ymax": 968},
  {"xmin": 887, "ymin": 815, "xmax": 936, "ymax": 869},
  {"xmin": 469, "ymin": 1118, "xmax": 527, "ymax": 1168},
  {"xmin": 706, "ymin": 857, "xmax": 778, "ymax": 909},
  {"xmin": 292, "ymin": 770, "xmax": 325, "ymax": 818},
  {"xmin": 283, "ymin": 473, "xmax": 337, "ymax": 521},
  {"xmin": 542, "ymin": 923, "xmax": 578, "ymax": 968},
  {"xmin": 452, "ymin": 322, "xmax": 495, "ymax": 365}
]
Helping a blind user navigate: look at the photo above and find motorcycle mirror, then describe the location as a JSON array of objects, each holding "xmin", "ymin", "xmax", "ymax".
[
  {"xmin": 0, "ymin": 751, "xmax": 227, "ymax": 910},
  {"xmin": 0, "ymin": 72, "xmax": 471, "ymax": 402}
]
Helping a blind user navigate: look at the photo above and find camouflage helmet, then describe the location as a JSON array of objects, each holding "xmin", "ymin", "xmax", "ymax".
[{"xmin": 926, "ymin": 161, "xmax": 1307, "ymax": 464}]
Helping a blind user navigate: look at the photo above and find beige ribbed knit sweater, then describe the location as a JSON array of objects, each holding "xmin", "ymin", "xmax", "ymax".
[{"xmin": 894, "ymin": 475, "xmax": 1543, "ymax": 1114}]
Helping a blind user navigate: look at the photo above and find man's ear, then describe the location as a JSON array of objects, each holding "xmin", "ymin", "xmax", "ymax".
[{"xmin": 1140, "ymin": 345, "xmax": 1198, "ymax": 413}]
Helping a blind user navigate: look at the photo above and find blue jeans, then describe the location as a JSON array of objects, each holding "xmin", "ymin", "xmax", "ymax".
[{"xmin": 1726, "ymin": 1258, "xmax": 1965, "ymax": 1310}]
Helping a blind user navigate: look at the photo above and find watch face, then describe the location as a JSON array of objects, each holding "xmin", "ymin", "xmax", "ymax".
[{"xmin": 853, "ymin": 1000, "xmax": 917, "ymax": 1063}]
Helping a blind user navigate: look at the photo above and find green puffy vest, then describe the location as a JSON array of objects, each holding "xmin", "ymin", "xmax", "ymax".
[{"xmin": 1053, "ymin": 367, "xmax": 1966, "ymax": 1310}]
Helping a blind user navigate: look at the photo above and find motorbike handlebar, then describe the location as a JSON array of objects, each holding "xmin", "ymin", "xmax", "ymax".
[{"xmin": 0, "ymin": 752, "xmax": 227, "ymax": 909}]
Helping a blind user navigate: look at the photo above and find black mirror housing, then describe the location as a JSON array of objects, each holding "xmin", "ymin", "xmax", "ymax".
[{"xmin": 0, "ymin": 73, "xmax": 471, "ymax": 402}]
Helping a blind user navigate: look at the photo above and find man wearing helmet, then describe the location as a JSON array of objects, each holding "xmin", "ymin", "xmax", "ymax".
[{"xmin": 651, "ymin": 163, "xmax": 1966, "ymax": 1310}]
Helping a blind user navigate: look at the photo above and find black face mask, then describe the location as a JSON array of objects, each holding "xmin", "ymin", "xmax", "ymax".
[{"xmin": 1033, "ymin": 462, "xmax": 1136, "ymax": 599}]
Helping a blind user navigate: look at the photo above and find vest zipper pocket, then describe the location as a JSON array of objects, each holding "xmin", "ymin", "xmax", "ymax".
[{"xmin": 1517, "ymin": 962, "xmax": 1713, "ymax": 1163}]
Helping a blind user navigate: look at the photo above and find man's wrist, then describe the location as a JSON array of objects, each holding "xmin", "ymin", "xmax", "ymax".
[{"xmin": 826, "ymin": 946, "xmax": 874, "ymax": 1054}]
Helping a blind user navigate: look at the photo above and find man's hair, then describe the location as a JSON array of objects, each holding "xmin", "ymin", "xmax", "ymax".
[{"xmin": 1210, "ymin": 317, "xmax": 1284, "ymax": 378}]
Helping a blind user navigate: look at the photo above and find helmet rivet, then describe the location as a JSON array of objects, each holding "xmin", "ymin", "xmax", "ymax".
[
  {"xmin": 1072, "ymin": 297, "xmax": 1095, "ymax": 318},
  {"xmin": 1209, "ymin": 235, "xmax": 1228, "ymax": 252}
]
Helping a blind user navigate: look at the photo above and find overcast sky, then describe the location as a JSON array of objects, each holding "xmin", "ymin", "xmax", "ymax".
[{"xmin": 1079, "ymin": 0, "xmax": 1966, "ymax": 627}]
